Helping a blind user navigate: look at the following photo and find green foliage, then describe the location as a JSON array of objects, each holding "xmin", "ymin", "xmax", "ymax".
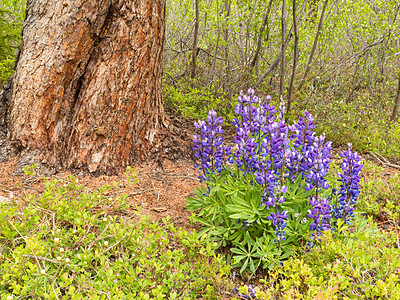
[
  {"xmin": 237, "ymin": 216, "xmax": 400, "ymax": 299},
  {"xmin": 0, "ymin": 0, "xmax": 25, "ymax": 85},
  {"xmin": 23, "ymin": 163, "xmax": 37, "ymax": 176},
  {"xmin": 124, "ymin": 166, "xmax": 138, "ymax": 187},
  {"xmin": 0, "ymin": 58, "xmax": 14, "ymax": 83},
  {"xmin": 358, "ymin": 161, "xmax": 400, "ymax": 225},
  {"xmin": 0, "ymin": 176, "xmax": 232, "ymax": 299},
  {"xmin": 313, "ymin": 98, "xmax": 400, "ymax": 160},
  {"xmin": 164, "ymin": 83, "xmax": 235, "ymax": 120},
  {"xmin": 164, "ymin": 0, "xmax": 400, "ymax": 160}
]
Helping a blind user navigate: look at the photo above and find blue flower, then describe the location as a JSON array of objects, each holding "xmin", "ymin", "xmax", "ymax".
[
  {"xmin": 192, "ymin": 110, "xmax": 227, "ymax": 180},
  {"xmin": 332, "ymin": 143, "xmax": 363, "ymax": 224}
]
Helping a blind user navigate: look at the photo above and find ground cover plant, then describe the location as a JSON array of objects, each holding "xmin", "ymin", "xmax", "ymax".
[
  {"xmin": 237, "ymin": 216, "xmax": 400, "ymax": 299},
  {"xmin": 0, "ymin": 175, "xmax": 232, "ymax": 299},
  {"xmin": 358, "ymin": 160, "xmax": 400, "ymax": 226},
  {"xmin": 0, "ymin": 160, "xmax": 398, "ymax": 300},
  {"xmin": 187, "ymin": 89, "xmax": 364, "ymax": 274}
]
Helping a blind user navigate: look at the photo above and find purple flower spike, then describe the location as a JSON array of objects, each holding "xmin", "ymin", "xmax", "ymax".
[
  {"xmin": 332, "ymin": 143, "xmax": 363, "ymax": 224},
  {"xmin": 191, "ymin": 89, "xmax": 363, "ymax": 254},
  {"xmin": 307, "ymin": 196, "xmax": 331, "ymax": 233},
  {"xmin": 192, "ymin": 110, "xmax": 228, "ymax": 180}
]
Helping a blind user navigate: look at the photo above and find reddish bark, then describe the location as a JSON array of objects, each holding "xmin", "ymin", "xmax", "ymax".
[{"xmin": 7, "ymin": 0, "xmax": 168, "ymax": 173}]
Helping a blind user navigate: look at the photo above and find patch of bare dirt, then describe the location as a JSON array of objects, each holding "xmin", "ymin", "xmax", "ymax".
[{"xmin": 0, "ymin": 155, "xmax": 202, "ymax": 229}]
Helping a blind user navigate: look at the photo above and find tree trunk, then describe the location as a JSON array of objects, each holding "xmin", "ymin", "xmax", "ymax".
[
  {"xmin": 286, "ymin": 0, "xmax": 299, "ymax": 119},
  {"xmin": 279, "ymin": 0, "xmax": 287, "ymax": 99},
  {"xmin": 190, "ymin": 0, "xmax": 200, "ymax": 79},
  {"xmin": 391, "ymin": 73, "xmax": 400, "ymax": 122},
  {"xmin": 249, "ymin": 0, "xmax": 273, "ymax": 70},
  {"xmin": 6, "ymin": 0, "xmax": 168, "ymax": 174}
]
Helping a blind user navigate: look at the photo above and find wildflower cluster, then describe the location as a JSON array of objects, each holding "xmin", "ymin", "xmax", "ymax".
[{"xmin": 188, "ymin": 89, "xmax": 363, "ymax": 272}]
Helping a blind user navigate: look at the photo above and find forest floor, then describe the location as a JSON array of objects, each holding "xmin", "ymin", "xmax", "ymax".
[
  {"xmin": 0, "ymin": 112, "xmax": 399, "ymax": 237},
  {"xmin": 0, "ymin": 156, "xmax": 201, "ymax": 230},
  {"xmin": 0, "ymin": 123, "xmax": 399, "ymax": 297},
  {"xmin": 0, "ymin": 114, "xmax": 203, "ymax": 230},
  {"xmin": 0, "ymin": 145, "xmax": 399, "ymax": 241}
]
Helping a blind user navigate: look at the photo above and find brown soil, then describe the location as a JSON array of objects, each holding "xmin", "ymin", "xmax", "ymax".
[{"xmin": 0, "ymin": 156, "xmax": 202, "ymax": 229}]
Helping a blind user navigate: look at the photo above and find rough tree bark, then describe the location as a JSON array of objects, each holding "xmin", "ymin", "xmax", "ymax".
[{"xmin": 3, "ymin": 0, "xmax": 169, "ymax": 174}]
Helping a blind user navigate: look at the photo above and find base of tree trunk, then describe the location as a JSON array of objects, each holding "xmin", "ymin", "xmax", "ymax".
[
  {"xmin": 1, "ymin": 78, "xmax": 191, "ymax": 175},
  {"xmin": 0, "ymin": 127, "xmax": 191, "ymax": 176}
]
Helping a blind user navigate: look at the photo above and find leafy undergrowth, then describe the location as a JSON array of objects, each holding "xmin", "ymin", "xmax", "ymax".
[
  {"xmin": 313, "ymin": 98, "xmax": 400, "ymax": 161},
  {"xmin": 237, "ymin": 215, "xmax": 400, "ymax": 299},
  {"xmin": 359, "ymin": 161, "xmax": 400, "ymax": 226},
  {"xmin": 0, "ymin": 176, "xmax": 232, "ymax": 299},
  {"xmin": 1, "ymin": 163, "xmax": 399, "ymax": 299},
  {"xmin": 234, "ymin": 162, "xmax": 400, "ymax": 299}
]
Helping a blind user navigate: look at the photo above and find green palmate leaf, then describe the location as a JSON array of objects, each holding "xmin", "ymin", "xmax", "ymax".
[
  {"xmin": 240, "ymin": 257, "xmax": 250, "ymax": 274},
  {"xmin": 229, "ymin": 230, "xmax": 244, "ymax": 243},
  {"xmin": 248, "ymin": 189, "xmax": 261, "ymax": 208},
  {"xmin": 230, "ymin": 247, "xmax": 246, "ymax": 255},
  {"xmin": 244, "ymin": 231, "xmax": 255, "ymax": 246}
]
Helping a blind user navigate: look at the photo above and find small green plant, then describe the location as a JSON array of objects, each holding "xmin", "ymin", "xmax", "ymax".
[
  {"xmin": 231, "ymin": 215, "xmax": 400, "ymax": 299},
  {"xmin": 313, "ymin": 98, "xmax": 400, "ymax": 161},
  {"xmin": 23, "ymin": 163, "xmax": 37, "ymax": 176},
  {"xmin": 358, "ymin": 160, "xmax": 400, "ymax": 226},
  {"xmin": 163, "ymin": 83, "xmax": 235, "ymax": 121},
  {"xmin": 0, "ymin": 0, "xmax": 26, "ymax": 85},
  {"xmin": 124, "ymin": 166, "xmax": 138, "ymax": 187}
]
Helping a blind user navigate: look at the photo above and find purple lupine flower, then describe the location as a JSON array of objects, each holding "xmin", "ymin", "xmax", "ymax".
[
  {"xmin": 307, "ymin": 196, "xmax": 331, "ymax": 232},
  {"xmin": 303, "ymin": 135, "xmax": 332, "ymax": 192},
  {"xmin": 232, "ymin": 90, "xmax": 264, "ymax": 174},
  {"xmin": 260, "ymin": 119, "xmax": 288, "ymax": 171},
  {"xmin": 192, "ymin": 89, "xmax": 360, "ymax": 256},
  {"xmin": 287, "ymin": 110, "xmax": 317, "ymax": 179},
  {"xmin": 233, "ymin": 285, "xmax": 257, "ymax": 300},
  {"xmin": 278, "ymin": 98, "xmax": 286, "ymax": 121},
  {"xmin": 267, "ymin": 207, "xmax": 289, "ymax": 242},
  {"xmin": 192, "ymin": 110, "xmax": 226, "ymax": 181},
  {"xmin": 333, "ymin": 143, "xmax": 363, "ymax": 223}
]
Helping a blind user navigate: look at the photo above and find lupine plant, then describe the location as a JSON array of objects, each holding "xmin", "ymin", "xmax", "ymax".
[{"xmin": 187, "ymin": 89, "xmax": 363, "ymax": 274}]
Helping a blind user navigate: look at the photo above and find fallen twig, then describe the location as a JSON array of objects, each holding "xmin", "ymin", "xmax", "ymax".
[
  {"xmin": 128, "ymin": 188, "xmax": 154, "ymax": 196},
  {"xmin": 368, "ymin": 151, "xmax": 400, "ymax": 170},
  {"xmin": 100, "ymin": 232, "xmax": 129, "ymax": 256},
  {"xmin": 368, "ymin": 151, "xmax": 385, "ymax": 165},
  {"xmin": 375, "ymin": 152, "xmax": 389, "ymax": 164},
  {"xmin": 23, "ymin": 254, "xmax": 60, "ymax": 264},
  {"xmin": 87, "ymin": 223, "xmax": 111, "ymax": 250}
]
